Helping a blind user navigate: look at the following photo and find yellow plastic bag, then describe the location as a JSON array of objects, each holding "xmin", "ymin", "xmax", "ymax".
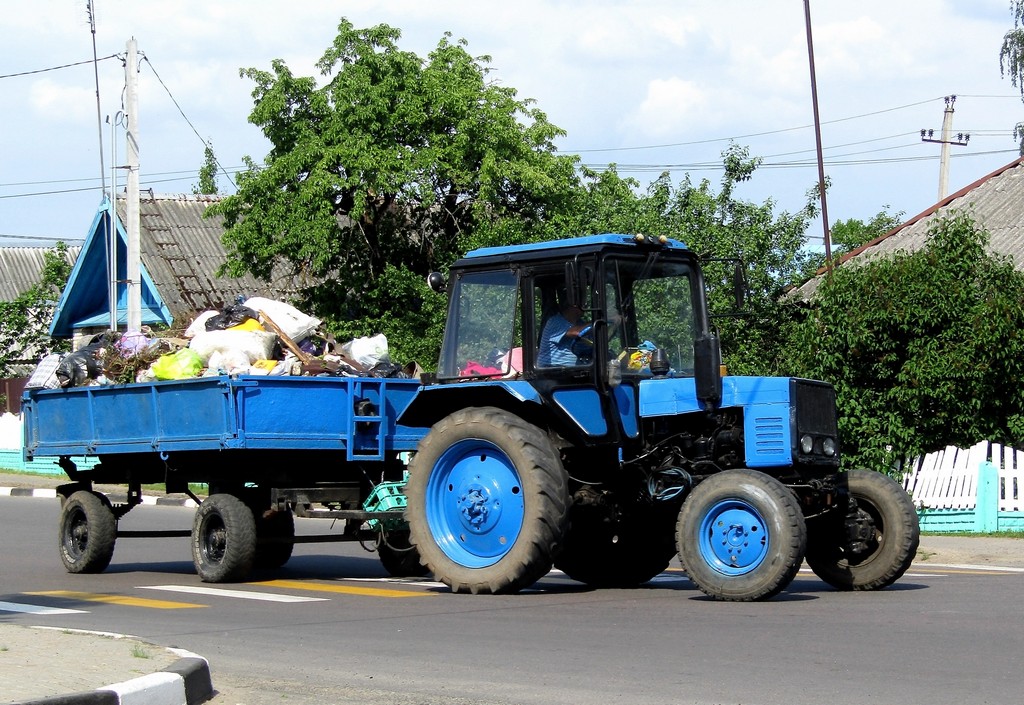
[
  {"xmin": 227, "ymin": 318, "xmax": 266, "ymax": 332},
  {"xmin": 151, "ymin": 348, "xmax": 203, "ymax": 380}
]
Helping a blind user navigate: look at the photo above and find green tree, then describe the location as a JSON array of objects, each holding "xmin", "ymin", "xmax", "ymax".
[
  {"xmin": 1000, "ymin": 0, "xmax": 1024, "ymax": 154},
  {"xmin": 192, "ymin": 141, "xmax": 219, "ymax": 195},
  {"xmin": 209, "ymin": 18, "xmax": 579, "ymax": 365},
  {"xmin": 0, "ymin": 243, "xmax": 73, "ymax": 376},
  {"xmin": 789, "ymin": 211, "xmax": 1024, "ymax": 472},
  {"xmin": 828, "ymin": 205, "xmax": 904, "ymax": 257}
]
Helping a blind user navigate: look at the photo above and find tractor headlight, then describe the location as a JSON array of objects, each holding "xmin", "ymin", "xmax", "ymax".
[
  {"xmin": 822, "ymin": 437, "xmax": 837, "ymax": 457},
  {"xmin": 800, "ymin": 434, "xmax": 814, "ymax": 454}
]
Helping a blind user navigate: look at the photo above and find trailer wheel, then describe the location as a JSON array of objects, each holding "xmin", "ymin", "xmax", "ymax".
[
  {"xmin": 254, "ymin": 508, "xmax": 295, "ymax": 570},
  {"xmin": 192, "ymin": 493, "xmax": 257, "ymax": 583},
  {"xmin": 805, "ymin": 469, "xmax": 920, "ymax": 591},
  {"xmin": 405, "ymin": 407, "xmax": 569, "ymax": 594},
  {"xmin": 59, "ymin": 490, "xmax": 117, "ymax": 574},
  {"xmin": 555, "ymin": 500, "xmax": 677, "ymax": 587},
  {"xmin": 677, "ymin": 470, "xmax": 806, "ymax": 601},
  {"xmin": 377, "ymin": 530, "xmax": 430, "ymax": 577}
]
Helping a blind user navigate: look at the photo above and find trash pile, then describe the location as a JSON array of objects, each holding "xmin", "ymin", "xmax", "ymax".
[{"xmin": 26, "ymin": 297, "xmax": 418, "ymax": 390}]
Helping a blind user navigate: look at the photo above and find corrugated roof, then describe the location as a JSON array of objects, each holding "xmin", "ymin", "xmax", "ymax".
[
  {"xmin": 116, "ymin": 192, "xmax": 300, "ymax": 315},
  {"xmin": 0, "ymin": 246, "xmax": 80, "ymax": 301},
  {"xmin": 792, "ymin": 155, "xmax": 1024, "ymax": 299}
]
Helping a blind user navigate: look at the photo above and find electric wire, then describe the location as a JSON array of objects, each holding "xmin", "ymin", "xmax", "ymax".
[
  {"xmin": 0, "ymin": 55, "xmax": 120, "ymax": 80},
  {"xmin": 140, "ymin": 55, "xmax": 238, "ymax": 190}
]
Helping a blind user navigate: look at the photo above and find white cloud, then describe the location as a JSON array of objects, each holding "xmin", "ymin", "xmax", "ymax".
[{"xmin": 28, "ymin": 78, "xmax": 96, "ymax": 123}]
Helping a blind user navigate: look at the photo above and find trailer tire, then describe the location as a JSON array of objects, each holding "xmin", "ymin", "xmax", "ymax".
[
  {"xmin": 406, "ymin": 407, "xmax": 569, "ymax": 594},
  {"xmin": 805, "ymin": 468, "xmax": 920, "ymax": 591},
  {"xmin": 254, "ymin": 508, "xmax": 295, "ymax": 570},
  {"xmin": 677, "ymin": 470, "xmax": 806, "ymax": 601},
  {"xmin": 377, "ymin": 530, "xmax": 430, "ymax": 577},
  {"xmin": 59, "ymin": 490, "xmax": 117, "ymax": 574},
  {"xmin": 192, "ymin": 493, "xmax": 257, "ymax": 583}
]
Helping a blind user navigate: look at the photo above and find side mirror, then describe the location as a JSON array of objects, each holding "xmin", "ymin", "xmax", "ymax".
[
  {"xmin": 427, "ymin": 271, "xmax": 446, "ymax": 293},
  {"xmin": 694, "ymin": 332, "xmax": 722, "ymax": 407},
  {"xmin": 732, "ymin": 263, "xmax": 746, "ymax": 309}
]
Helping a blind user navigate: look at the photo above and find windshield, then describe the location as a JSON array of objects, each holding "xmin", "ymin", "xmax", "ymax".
[
  {"xmin": 605, "ymin": 255, "xmax": 698, "ymax": 376},
  {"xmin": 438, "ymin": 269, "xmax": 519, "ymax": 379}
]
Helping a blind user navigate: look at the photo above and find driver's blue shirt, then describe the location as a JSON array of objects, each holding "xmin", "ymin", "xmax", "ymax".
[{"xmin": 538, "ymin": 313, "xmax": 588, "ymax": 367}]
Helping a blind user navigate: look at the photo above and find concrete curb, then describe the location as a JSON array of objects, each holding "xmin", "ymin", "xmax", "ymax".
[{"xmin": 11, "ymin": 652, "xmax": 213, "ymax": 705}]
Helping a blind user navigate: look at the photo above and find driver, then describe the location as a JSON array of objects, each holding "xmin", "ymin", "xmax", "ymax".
[{"xmin": 538, "ymin": 300, "xmax": 592, "ymax": 366}]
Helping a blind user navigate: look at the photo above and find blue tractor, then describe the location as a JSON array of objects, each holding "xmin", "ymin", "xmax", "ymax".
[{"xmin": 401, "ymin": 233, "xmax": 919, "ymax": 601}]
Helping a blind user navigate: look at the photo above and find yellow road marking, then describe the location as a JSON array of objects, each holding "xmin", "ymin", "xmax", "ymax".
[
  {"xmin": 27, "ymin": 590, "xmax": 205, "ymax": 609},
  {"xmin": 250, "ymin": 579, "xmax": 435, "ymax": 598}
]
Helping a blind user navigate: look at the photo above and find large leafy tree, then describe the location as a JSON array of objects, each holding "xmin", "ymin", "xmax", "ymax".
[
  {"xmin": 209, "ymin": 19, "xmax": 579, "ymax": 365},
  {"xmin": 0, "ymin": 243, "xmax": 73, "ymax": 377},
  {"xmin": 788, "ymin": 211, "xmax": 1024, "ymax": 472},
  {"xmin": 1000, "ymin": 0, "xmax": 1024, "ymax": 154}
]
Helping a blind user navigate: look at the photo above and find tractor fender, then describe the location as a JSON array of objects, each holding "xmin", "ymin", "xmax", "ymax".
[{"xmin": 398, "ymin": 380, "xmax": 544, "ymax": 430}]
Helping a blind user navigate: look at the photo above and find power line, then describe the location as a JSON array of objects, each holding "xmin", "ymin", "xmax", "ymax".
[
  {"xmin": 566, "ymin": 97, "xmax": 946, "ymax": 154},
  {"xmin": 140, "ymin": 54, "xmax": 238, "ymax": 190},
  {"xmin": 0, "ymin": 54, "xmax": 120, "ymax": 80}
]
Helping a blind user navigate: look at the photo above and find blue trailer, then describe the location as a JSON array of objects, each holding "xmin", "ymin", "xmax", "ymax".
[
  {"xmin": 23, "ymin": 234, "xmax": 920, "ymax": 600},
  {"xmin": 23, "ymin": 374, "xmax": 429, "ymax": 582}
]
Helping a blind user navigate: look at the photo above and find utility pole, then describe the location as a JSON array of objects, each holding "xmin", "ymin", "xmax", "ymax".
[
  {"xmin": 921, "ymin": 95, "xmax": 970, "ymax": 201},
  {"xmin": 803, "ymin": 0, "xmax": 832, "ymax": 269},
  {"xmin": 125, "ymin": 38, "xmax": 142, "ymax": 332}
]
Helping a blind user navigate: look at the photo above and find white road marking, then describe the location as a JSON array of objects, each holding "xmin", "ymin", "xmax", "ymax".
[
  {"xmin": 138, "ymin": 585, "xmax": 327, "ymax": 602},
  {"xmin": 0, "ymin": 600, "xmax": 86, "ymax": 615}
]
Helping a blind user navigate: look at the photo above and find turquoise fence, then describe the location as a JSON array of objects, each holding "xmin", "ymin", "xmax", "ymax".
[{"xmin": 902, "ymin": 441, "xmax": 1024, "ymax": 533}]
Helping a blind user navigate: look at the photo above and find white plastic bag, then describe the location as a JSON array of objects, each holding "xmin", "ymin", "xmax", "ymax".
[
  {"xmin": 185, "ymin": 310, "xmax": 219, "ymax": 338},
  {"xmin": 243, "ymin": 297, "xmax": 321, "ymax": 342},
  {"xmin": 188, "ymin": 329, "xmax": 277, "ymax": 366},
  {"xmin": 342, "ymin": 333, "xmax": 390, "ymax": 368}
]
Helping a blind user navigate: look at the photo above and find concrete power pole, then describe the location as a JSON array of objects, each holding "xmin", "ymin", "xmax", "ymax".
[
  {"xmin": 921, "ymin": 95, "xmax": 970, "ymax": 201},
  {"xmin": 125, "ymin": 38, "xmax": 142, "ymax": 332}
]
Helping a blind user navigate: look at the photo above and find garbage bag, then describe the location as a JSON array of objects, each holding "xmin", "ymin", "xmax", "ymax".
[
  {"xmin": 205, "ymin": 304, "xmax": 260, "ymax": 331},
  {"xmin": 189, "ymin": 329, "xmax": 277, "ymax": 366},
  {"xmin": 151, "ymin": 348, "xmax": 203, "ymax": 380},
  {"xmin": 116, "ymin": 330, "xmax": 152, "ymax": 357},
  {"xmin": 341, "ymin": 334, "xmax": 390, "ymax": 369},
  {"xmin": 243, "ymin": 297, "xmax": 320, "ymax": 342},
  {"xmin": 55, "ymin": 345, "xmax": 104, "ymax": 388}
]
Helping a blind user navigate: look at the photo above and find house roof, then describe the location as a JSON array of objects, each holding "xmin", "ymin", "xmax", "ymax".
[
  {"xmin": 0, "ymin": 246, "xmax": 80, "ymax": 301},
  {"xmin": 792, "ymin": 155, "xmax": 1024, "ymax": 299},
  {"xmin": 49, "ymin": 192, "xmax": 303, "ymax": 337}
]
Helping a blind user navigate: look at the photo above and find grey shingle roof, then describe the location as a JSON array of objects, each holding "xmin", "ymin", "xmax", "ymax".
[
  {"xmin": 0, "ymin": 246, "xmax": 80, "ymax": 302},
  {"xmin": 792, "ymin": 155, "xmax": 1024, "ymax": 300},
  {"xmin": 115, "ymin": 192, "xmax": 304, "ymax": 317}
]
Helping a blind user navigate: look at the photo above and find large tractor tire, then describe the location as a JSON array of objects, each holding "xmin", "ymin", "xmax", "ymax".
[
  {"xmin": 555, "ymin": 497, "xmax": 677, "ymax": 588},
  {"xmin": 805, "ymin": 468, "xmax": 920, "ymax": 591},
  {"xmin": 676, "ymin": 469, "xmax": 806, "ymax": 601},
  {"xmin": 192, "ymin": 493, "xmax": 257, "ymax": 583},
  {"xmin": 405, "ymin": 407, "xmax": 570, "ymax": 594},
  {"xmin": 58, "ymin": 490, "xmax": 117, "ymax": 574}
]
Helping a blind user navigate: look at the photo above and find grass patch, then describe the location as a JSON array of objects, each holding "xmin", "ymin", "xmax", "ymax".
[{"xmin": 130, "ymin": 644, "xmax": 152, "ymax": 659}]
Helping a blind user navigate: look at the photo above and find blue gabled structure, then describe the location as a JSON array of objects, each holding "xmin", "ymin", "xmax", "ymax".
[{"xmin": 49, "ymin": 197, "xmax": 173, "ymax": 338}]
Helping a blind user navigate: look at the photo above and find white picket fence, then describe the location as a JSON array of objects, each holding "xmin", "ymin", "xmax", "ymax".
[{"xmin": 901, "ymin": 440, "xmax": 1024, "ymax": 514}]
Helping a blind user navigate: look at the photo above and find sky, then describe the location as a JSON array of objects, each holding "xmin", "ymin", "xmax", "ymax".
[{"xmin": 1, "ymin": 0, "xmax": 1022, "ymax": 253}]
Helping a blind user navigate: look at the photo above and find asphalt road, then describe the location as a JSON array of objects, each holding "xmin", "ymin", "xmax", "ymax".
[{"xmin": 2, "ymin": 495, "xmax": 1023, "ymax": 705}]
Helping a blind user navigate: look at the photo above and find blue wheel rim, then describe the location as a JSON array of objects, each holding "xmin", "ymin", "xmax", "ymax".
[
  {"xmin": 425, "ymin": 439, "xmax": 524, "ymax": 568},
  {"xmin": 697, "ymin": 499, "xmax": 769, "ymax": 576}
]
